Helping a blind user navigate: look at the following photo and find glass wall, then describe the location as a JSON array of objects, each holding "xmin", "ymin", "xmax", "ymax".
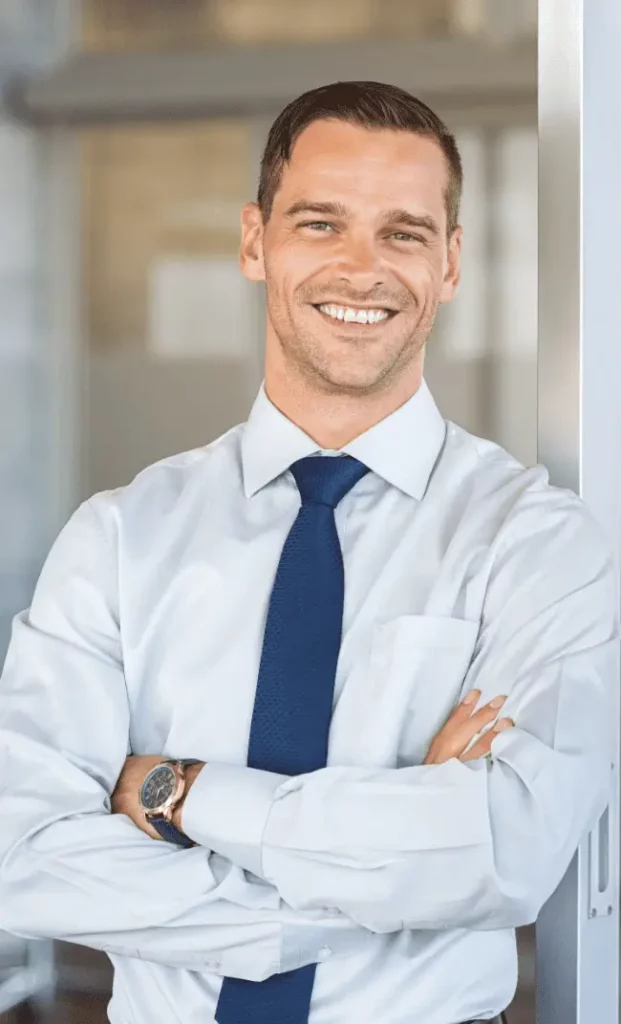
[{"xmin": 80, "ymin": 120, "xmax": 260, "ymax": 495}]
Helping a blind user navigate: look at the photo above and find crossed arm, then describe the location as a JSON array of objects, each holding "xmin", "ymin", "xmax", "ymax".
[
  {"xmin": 0, "ymin": 495, "xmax": 617, "ymax": 973},
  {"xmin": 112, "ymin": 685, "xmax": 514, "ymax": 840}
]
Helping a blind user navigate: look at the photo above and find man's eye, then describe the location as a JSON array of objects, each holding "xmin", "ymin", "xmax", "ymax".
[
  {"xmin": 390, "ymin": 232, "xmax": 422, "ymax": 242},
  {"xmin": 300, "ymin": 221, "xmax": 334, "ymax": 232}
]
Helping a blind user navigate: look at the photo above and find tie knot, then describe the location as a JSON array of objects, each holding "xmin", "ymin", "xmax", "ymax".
[{"xmin": 289, "ymin": 455, "xmax": 369, "ymax": 509}]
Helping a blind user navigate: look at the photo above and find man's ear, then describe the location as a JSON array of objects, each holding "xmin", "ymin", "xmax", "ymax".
[
  {"xmin": 439, "ymin": 224, "xmax": 462, "ymax": 304},
  {"xmin": 239, "ymin": 202, "xmax": 266, "ymax": 282}
]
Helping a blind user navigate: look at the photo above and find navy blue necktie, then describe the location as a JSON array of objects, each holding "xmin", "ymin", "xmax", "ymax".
[{"xmin": 215, "ymin": 454, "xmax": 369, "ymax": 1024}]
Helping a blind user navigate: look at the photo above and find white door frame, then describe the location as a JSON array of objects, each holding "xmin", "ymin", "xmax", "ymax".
[{"xmin": 538, "ymin": 1, "xmax": 621, "ymax": 1020}]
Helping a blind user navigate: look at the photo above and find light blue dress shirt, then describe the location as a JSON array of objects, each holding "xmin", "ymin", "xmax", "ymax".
[{"xmin": 0, "ymin": 379, "xmax": 617, "ymax": 1024}]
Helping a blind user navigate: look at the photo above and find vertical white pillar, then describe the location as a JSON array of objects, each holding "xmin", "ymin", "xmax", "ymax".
[{"xmin": 537, "ymin": 1, "xmax": 621, "ymax": 1020}]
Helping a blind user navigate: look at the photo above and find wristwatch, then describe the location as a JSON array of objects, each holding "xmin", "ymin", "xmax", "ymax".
[{"xmin": 139, "ymin": 758, "xmax": 202, "ymax": 848}]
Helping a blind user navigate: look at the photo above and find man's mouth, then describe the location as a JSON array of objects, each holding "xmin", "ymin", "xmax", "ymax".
[{"xmin": 313, "ymin": 303, "xmax": 397, "ymax": 326}]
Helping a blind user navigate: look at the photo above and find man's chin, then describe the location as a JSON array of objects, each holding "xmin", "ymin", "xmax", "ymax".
[
  {"xmin": 303, "ymin": 361, "xmax": 395, "ymax": 396},
  {"xmin": 280, "ymin": 326, "xmax": 418, "ymax": 394}
]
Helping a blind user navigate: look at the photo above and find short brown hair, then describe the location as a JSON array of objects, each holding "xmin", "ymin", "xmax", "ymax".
[{"xmin": 257, "ymin": 80, "xmax": 463, "ymax": 236}]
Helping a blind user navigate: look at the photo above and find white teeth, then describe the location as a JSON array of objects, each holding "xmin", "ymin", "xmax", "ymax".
[{"xmin": 318, "ymin": 304, "xmax": 390, "ymax": 325}]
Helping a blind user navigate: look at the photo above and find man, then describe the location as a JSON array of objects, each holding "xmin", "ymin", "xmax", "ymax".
[{"xmin": 0, "ymin": 81, "xmax": 616, "ymax": 1024}]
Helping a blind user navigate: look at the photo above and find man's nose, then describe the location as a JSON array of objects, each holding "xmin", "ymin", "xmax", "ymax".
[{"xmin": 335, "ymin": 234, "xmax": 385, "ymax": 290}]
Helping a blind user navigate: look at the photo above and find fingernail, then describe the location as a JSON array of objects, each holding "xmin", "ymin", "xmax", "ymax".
[
  {"xmin": 490, "ymin": 695, "xmax": 506, "ymax": 708},
  {"xmin": 463, "ymin": 689, "xmax": 479, "ymax": 705},
  {"xmin": 494, "ymin": 718, "xmax": 513, "ymax": 731}
]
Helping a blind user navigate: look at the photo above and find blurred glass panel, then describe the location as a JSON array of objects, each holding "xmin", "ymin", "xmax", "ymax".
[
  {"xmin": 211, "ymin": 0, "xmax": 447, "ymax": 46},
  {"xmin": 0, "ymin": 0, "xmax": 49, "ymax": 45},
  {"xmin": 425, "ymin": 129, "xmax": 490, "ymax": 442},
  {"xmin": 83, "ymin": 121, "xmax": 251, "ymax": 350},
  {"xmin": 492, "ymin": 126, "xmax": 538, "ymax": 466},
  {"xmin": 436, "ymin": 128, "xmax": 488, "ymax": 362},
  {"xmin": 80, "ymin": 0, "xmax": 536, "ymax": 52},
  {"xmin": 425, "ymin": 121, "xmax": 537, "ymax": 467},
  {"xmin": 80, "ymin": 120, "xmax": 261, "ymax": 496},
  {"xmin": 81, "ymin": 0, "xmax": 215, "ymax": 53}
]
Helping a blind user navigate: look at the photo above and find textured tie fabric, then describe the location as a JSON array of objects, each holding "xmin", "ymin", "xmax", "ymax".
[{"xmin": 215, "ymin": 454, "xmax": 370, "ymax": 1024}]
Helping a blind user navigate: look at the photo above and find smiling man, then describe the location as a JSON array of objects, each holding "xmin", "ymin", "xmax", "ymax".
[
  {"xmin": 0, "ymin": 82, "xmax": 617, "ymax": 1024},
  {"xmin": 245, "ymin": 109, "xmax": 461, "ymax": 449}
]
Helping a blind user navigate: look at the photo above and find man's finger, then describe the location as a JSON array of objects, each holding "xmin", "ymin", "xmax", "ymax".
[
  {"xmin": 459, "ymin": 719, "xmax": 514, "ymax": 761},
  {"xmin": 451, "ymin": 697, "xmax": 507, "ymax": 749},
  {"xmin": 448, "ymin": 689, "xmax": 481, "ymax": 726}
]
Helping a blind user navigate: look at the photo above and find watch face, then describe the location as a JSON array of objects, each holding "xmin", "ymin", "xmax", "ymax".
[{"xmin": 141, "ymin": 764, "xmax": 176, "ymax": 811}]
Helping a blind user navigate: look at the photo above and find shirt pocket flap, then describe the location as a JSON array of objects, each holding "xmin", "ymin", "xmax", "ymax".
[
  {"xmin": 377, "ymin": 613, "xmax": 480, "ymax": 650},
  {"xmin": 329, "ymin": 614, "xmax": 479, "ymax": 769}
]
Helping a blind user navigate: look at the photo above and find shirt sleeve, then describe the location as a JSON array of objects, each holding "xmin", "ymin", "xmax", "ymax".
[
  {"xmin": 182, "ymin": 493, "xmax": 620, "ymax": 933},
  {"xmin": 0, "ymin": 497, "xmax": 373, "ymax": 979}
]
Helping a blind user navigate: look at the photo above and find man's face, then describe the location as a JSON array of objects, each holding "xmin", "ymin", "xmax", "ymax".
[{"xmin": 240, "ymin": 119, "xmax": 462, "ymax": 395}]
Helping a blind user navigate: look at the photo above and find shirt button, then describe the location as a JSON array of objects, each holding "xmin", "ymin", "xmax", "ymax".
[
  {"xmin": 317, "ymin": 946, "xmax": 332, "ymax": 960},
  {"xmin": 206, "ymin": 960, "xmax": 220, "ymax": 971}
]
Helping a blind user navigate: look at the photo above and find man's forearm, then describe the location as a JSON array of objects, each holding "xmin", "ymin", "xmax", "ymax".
[
  {"xmin": 0, "ymin": 784, "xmax": 372, "ymax": 978},
  {"xmin": 0, "ymin": 752, "xmax": 374, "ymax": 979},
  {"xmin": 178, "ymin": 711, "xmax": 611, "ymax": 935}
]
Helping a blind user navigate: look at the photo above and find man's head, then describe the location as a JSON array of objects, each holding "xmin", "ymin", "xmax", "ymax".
[{"xmin": 240, "ymin": 81, "xmax": 463, "ymax": 419}]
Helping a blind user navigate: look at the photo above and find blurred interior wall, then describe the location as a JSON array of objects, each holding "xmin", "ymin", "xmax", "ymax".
[
  {"xmin": 79, "ymin": 0, "xmax": 537, "ymax": 51},
  {"xmin": 0, "ymin": 1, "xmax": 60, "ymax": 656}
]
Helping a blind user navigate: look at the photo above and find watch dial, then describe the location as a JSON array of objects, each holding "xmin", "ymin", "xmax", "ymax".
[{"xmin": 141, "ymin": 765, "xmax": 176, "ymax": 811}]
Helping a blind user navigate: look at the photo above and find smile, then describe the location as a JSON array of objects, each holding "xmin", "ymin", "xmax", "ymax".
[{"xmin": 314, "ymin": 303, "xmax": 396, "ymax": 325}]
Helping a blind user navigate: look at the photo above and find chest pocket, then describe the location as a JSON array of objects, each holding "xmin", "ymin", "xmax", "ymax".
[{"xmin": 329, "ymin": 614, "xmax": 480, "ymax": 769}]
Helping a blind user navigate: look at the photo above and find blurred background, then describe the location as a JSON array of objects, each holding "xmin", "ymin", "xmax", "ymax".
[{"xmin": 0, "ymin": 0, "xmax": 537, "ymax": 1020}]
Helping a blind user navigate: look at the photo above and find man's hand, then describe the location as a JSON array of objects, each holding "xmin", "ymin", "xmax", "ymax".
[
  {"xmin": 111, "ymin": 755, "xmax": 166, "ymax": 840},
  {"xmin": 423, "ymin": 690, "xmax": 514, "ymax": 765}
]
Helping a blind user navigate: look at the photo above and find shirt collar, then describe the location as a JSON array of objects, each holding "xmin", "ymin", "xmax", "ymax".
[{"xmin": 241, "ymin": 377, "xmax": 447, "ymax": 500}]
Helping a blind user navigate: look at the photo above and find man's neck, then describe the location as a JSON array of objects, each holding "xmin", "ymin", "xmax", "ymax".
[{"xmin": 264, "ymin": 368, "xmax": 423, "ymax": 450}]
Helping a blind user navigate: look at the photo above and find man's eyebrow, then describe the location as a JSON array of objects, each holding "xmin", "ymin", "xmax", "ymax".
[
  {"xmin": 381, "ymin": 209, "xmax": 440, "ymax": 236},
  {"xmin": 283, "ymin": 201, "xmax": 440, "ymax": 236},
  {"xmin": 283, "ymin": 200, "xmax": 350, "ymax": 219}
]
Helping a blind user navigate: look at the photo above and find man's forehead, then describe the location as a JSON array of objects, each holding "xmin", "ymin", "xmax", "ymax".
[
  {"xmin": 276, "ymin": 128, "xmax": 448, "ymax": 212},
  {"xmin": 279, "ymin": 123, "xmax": 449, "ymax": 201},
  {"xmin": 288, "ymin": 119, "xmax": 446, "ymax": 166}
]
